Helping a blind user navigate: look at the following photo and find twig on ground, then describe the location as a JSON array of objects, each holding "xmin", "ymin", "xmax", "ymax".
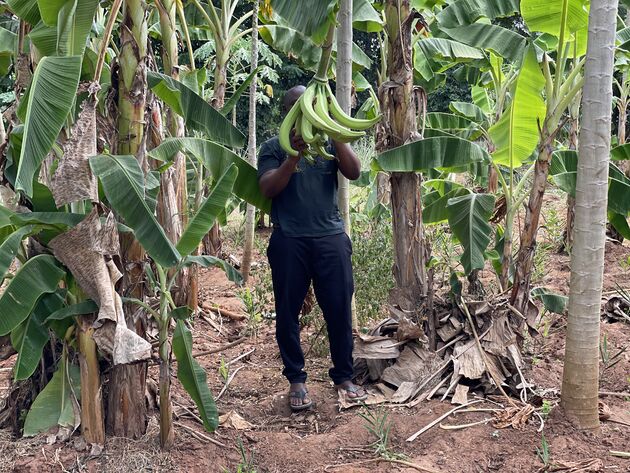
[
  {"xmin": 205, "ymin": 305, "xmax": 248, "ymax": 321},
  {"xmin": 609, "ymin": 451, "xmax": 630, "ymax": 458},
  {"xmin": 406, "ymin": 400, "xmax": 484, "ymax": 442},
  {"xmin": 175, "ymin": 422, "xmax": 226, "ymax": 447},
  {"xmin": 439, "ymin": 418, "xmax": 493, "ymax": 430},
  {"xmin": 599, "ymin": 391, "xmax": 630, "ymax": 398},
  {"xmin": 216, "ymin": 365, "xmax": 245, "ymax": 401},
  {"xmin": 435, "ymin": 334, "xmax": 465, "ymax": 354},
  {"xmin": 324, "ymin": 458, "xmax": 442, "ymax": 473},
  {"xmin": 193, "ymin": 337, "xmax": 246, "ymax": 358},
  {"xmin": 226, "ymin": 348, "xmax": 255, "ymax": 366},
  {"xmin": 425, "ymin": 376, "xmax": 450, "ymax": 401},
  {"xmin": 173, "ymin": 400, "xmax": 204, "ymax": 425}
]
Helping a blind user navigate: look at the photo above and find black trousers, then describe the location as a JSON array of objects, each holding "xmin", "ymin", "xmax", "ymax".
[{"xmin": 267, "ymin": 228, "xmax": 354, "ymax": 385}]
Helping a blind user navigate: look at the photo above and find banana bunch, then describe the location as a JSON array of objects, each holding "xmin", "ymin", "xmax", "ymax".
[{"xmin": 279, "ymin": 79, "xmax": 381, "ymax": 164}]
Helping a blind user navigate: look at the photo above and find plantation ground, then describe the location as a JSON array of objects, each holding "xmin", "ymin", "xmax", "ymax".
[{"xmin": 0, "ymin": 193, "xmax": 629, "ymax": 473}]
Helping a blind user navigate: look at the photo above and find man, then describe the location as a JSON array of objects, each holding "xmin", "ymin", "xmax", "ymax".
[{"xmin": 258, "ymin": 85, "xmax": 367, "ymax": 411}]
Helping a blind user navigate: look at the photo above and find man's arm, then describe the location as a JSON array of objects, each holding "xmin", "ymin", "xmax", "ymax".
[
  {"xmin": 333, "ymin": 141, "xmax": 361, "ymax": 180},
  {"xmin": 259, "ymin": 155, "xmax": 300, "ymax": 198},
  {"xmin": 259, "ymin": 131, "xmax": 307, "ymax": 198}
]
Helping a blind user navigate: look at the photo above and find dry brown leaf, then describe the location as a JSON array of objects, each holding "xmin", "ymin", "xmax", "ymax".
[
  {"xmin": 493, "ymin": 404, "xmax": 534, "ymax": 429},
  {"xmin": 219, "ymin": 411, "xmax": 255, "ymax": 430},
  {"xmin": 451, "ymin": 384, "xmax": 469, "ymax": 405}
]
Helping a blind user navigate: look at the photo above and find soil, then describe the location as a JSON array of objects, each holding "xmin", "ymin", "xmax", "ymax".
[{"xmin": 0, "ymin": 194, "xmax": 629, "ymax": 473}]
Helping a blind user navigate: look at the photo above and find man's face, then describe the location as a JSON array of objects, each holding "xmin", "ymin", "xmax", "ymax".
[{"xmin": 283, "ymin": 85, "xmax": 306, "ymax": 114}]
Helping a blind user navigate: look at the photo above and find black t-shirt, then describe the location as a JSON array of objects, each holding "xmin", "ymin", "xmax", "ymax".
[{"xmin": 257, "ymin": 137, "xmax": 344, "ymax": 237}]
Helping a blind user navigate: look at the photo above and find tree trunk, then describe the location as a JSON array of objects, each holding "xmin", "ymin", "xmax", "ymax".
[
  {"xmin": 204, "ymin": 54, "xmax": 228, "ymax": 257},
  {"xmin": 107, "ymin": 0, "xmax": 148, "ymax": 439},
  {"xmin": 377, "ymin": 0, "xmax": 428, "ymax": 312},
  {"xmin": 510, "ymin": 139, "xmax": 552, "ymax": 313},
  {"xmin": 561, "ymin": 0, "xmax": 617, "ymax": 431},
  {"xmin": 563, "ymin": 118, "xmax": 579, "ymax": 252},
  {"xmin": 241, "ymin": 0, "xmax": 259, "ymax": 283},
  {"xmin": 335, "ymin": 0, "xmax": 358, "ymax": 329},
  {"xmin": 78, "ymin": 317, "xmax": 105, "ymax": 445},
  {"xmin": 156, "ymin": 0, "xmax": 191, "ymax": 308}
]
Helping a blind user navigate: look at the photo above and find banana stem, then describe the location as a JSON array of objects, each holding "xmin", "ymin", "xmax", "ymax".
[{"xmin": 315, "ymin": 22, "xmax": 336, "ymax": 82}]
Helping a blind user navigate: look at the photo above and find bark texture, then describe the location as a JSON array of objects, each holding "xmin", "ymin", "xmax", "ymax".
[
  {"xmin": 377, "ymin": 1, "xmax": 428, "ymax": 312},
  {"xmin": 107, "ymin": 0, "xmax": 149, "ymax": 438},
  {"xmin": 561, "ymin": 0, "xmax": 618, "ymax": 431}
]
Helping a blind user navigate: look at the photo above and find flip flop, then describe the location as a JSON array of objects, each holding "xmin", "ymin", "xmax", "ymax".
[
  {"xmin": 289, "ymin": 388, "xmax": 313, "ymax": 412},
  {"xmin": 337, "ymin": 384, "xmax": 368, "ymax": 403}
]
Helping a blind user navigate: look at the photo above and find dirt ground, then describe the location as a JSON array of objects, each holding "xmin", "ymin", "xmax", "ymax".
[{"xmin": 0, "ymin": 195, "xmax": 629, "ymax": 473}]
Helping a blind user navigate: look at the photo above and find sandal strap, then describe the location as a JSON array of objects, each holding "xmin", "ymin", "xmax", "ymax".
[{"xmin": 289, "ymin": 389, "xmax": 308, "ymax": 399}]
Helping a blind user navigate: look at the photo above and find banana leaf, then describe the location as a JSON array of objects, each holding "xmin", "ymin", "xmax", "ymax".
[
  {"xmin": 424, "ymin": 187, "xmax": 471, "ymax": 224},
  {"xmin": 15, "ymin": 56, "xmax": 82, "ymax": 197},
  {"xmin": 148, "ymin": 137, "xmax": 271, "ymax": 214},
  {"xmin": 147, "ymin": 71, "xmax": 246, "ymax": 149},
  {"xmin": 609, "ymin": 212, "xmax": 630, "ymax": 240},
  {"xmin": 550, "ymin": 150, "xmax": 630, "ymax": 215},
  {"xmin": 446, "ymin": 193, "xmax": 496, "ymax": 274},
  {"xmin": 183, "ymin": 255, "xmax": 243, "ymax": 285},
  {"xmin": 23, "ymin": 351, "xmax": 80, "ymax": 436},
  {"xmin": 521, "ymin": 0, "xmax": 589, "ymax": 56},
  {"xmin": 530, "ymin": 287, "xmax": 568, "ymax": 314},
  {"xmin": 221, "ymin": 66, "xmax": 263, "ymax": 116},
  {"xmin": 0, "ymin": 254, "xmax": 66, "ymax": 336},
  {"xmin": 259, "ymin": 25, "xmax": 372, "ymax": 72},
  {"xmin": 488, "ymin": 46, "xmax": 546, "ymax": 168},
  {"xmin": 46, "ymin": 300, "xmax": 98, "ymax": 321},
  {"xmin": 353, "ymin": 0, "xmax": 383, "ymax": 32},
  {"xmin": 173, "ymin": 320, "xmax": 219, "ymax": 432},
  {"xmin": 436, "ymin": 0, "xmax": 520, "ymax": 28},
  {"xmin": 7, "ymin": 0, "xmax": 41, "ymax": 24},
  {"xmin": 11, "ymin": 293, "xmax": 63, "ymax": 380},
  {"xmin": 89, "ymin": 154, "xmax": 181, "ymax": 268},
  {"xmin": 269, "ymin": 0, "xmax": 337, "ymax": 45},
  {"xmin": 0, "ymin": 25, "xmax": 17, "ymax": 55},
  {"xmin": 177, "ymin": 164, "xmax": 238, "ymax": 257},
  {"xmin": 449, "ymin": 101, "xmax": 487, "ymax": 124},
  {"xmin": 56, "ymin": 0, "xmax": 100, "ymax": 56},
  {"xmin": 425, "ymin": 112, "xmax": 480, "ymax": 139},
  {"xmin": 375, "ymin": 136, "xmax": 488, "ymax": 172},
  {"xmin": 0, "ymin": 226, "xmax": 33, "ymax": 280},
  {"xmin": 441, "ymin": 24, "xmax": 526, "ymax": 63},
  {"xmin": 416, "ymin": 38, "xmax": 485, "ymax": 62},
  {"xmin": 611, "ymin": 143, "xmax": 630, "ymax": 161}
]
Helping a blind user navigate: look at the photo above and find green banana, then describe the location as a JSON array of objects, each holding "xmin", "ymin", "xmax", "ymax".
[
  {"xmin": 325, "ymin": 83, "xmax": 381, "ymax": 130},
  {"xmin": 279, "ymin": 100, "xmax": 301, "ymax": 157},
  {"xmin": 314, "ymin": 141, "xmax": 335, "ymax": 161},
  {"xmin": 313, "ymin": 84, "xmax": 365, "ymax": 142},
  {"xmin": 300, "ymin": 83, "xmax": 351, "ymax": 140},
  {"xmin": 300, "ymin": 112, "xmax": 317, "ymax": 144}
]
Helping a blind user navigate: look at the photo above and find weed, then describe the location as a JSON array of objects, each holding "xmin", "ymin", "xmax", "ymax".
[
  {"xmin": 359, "ymin": 406, "xmax": 404, "ymax": 461},
  {"xmin": 219, "ymin": 356, "xmax": 229, "ymax": 382},
  {"xmin": 540, "ymin": 400, "xmax": 554, "ymax": 419},
  {"xmin": 600, "ymin": 334, "xmax": 627, "ymax": 371},
  {"xmin": 223, "ymin": 438, "xmax": 257, "ymax": 473},
  {"xmin": 536, "ymin": 433, "xmax": 551, "ymax": 468},
  {"xmin": 238, "ymin": 287, "xmax": 264, "ymax": 336},
  {"xmin": 533, "ymin": 208, "xmax": 563, "ymax": 283}
]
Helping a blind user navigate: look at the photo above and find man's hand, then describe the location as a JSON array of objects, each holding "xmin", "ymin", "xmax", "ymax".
[{"xmin": 290, "ymin": 129, "xmax": 308, "ymax": 155}]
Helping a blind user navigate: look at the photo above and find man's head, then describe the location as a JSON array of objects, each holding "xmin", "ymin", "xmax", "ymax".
[{"xmin": 283, "ymin": 85, "xmax": 306, "ymax": 113}]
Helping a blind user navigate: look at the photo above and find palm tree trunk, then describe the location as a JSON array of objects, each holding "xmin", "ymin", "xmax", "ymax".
[
  {"xmin": 561, "ymin": 0, "xmax": 617, "ymax": 431},
  {"xmin": 563, "ymin": 118, "xmax": 579, "ymax": 252},
  {"xmin": 378, "ymin": 0, "xmax": 428, "ymax": 311},
  {"xmin": 335, "ymin": 0, "xmax": 358, "ymax": 329},
  {"xmin": 107, "ymin": 0, "xmax": 149, "ymax": 438},
  {"xmin": 241, "ymin": 0, "xmax": 259, "ymax": 283}
]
